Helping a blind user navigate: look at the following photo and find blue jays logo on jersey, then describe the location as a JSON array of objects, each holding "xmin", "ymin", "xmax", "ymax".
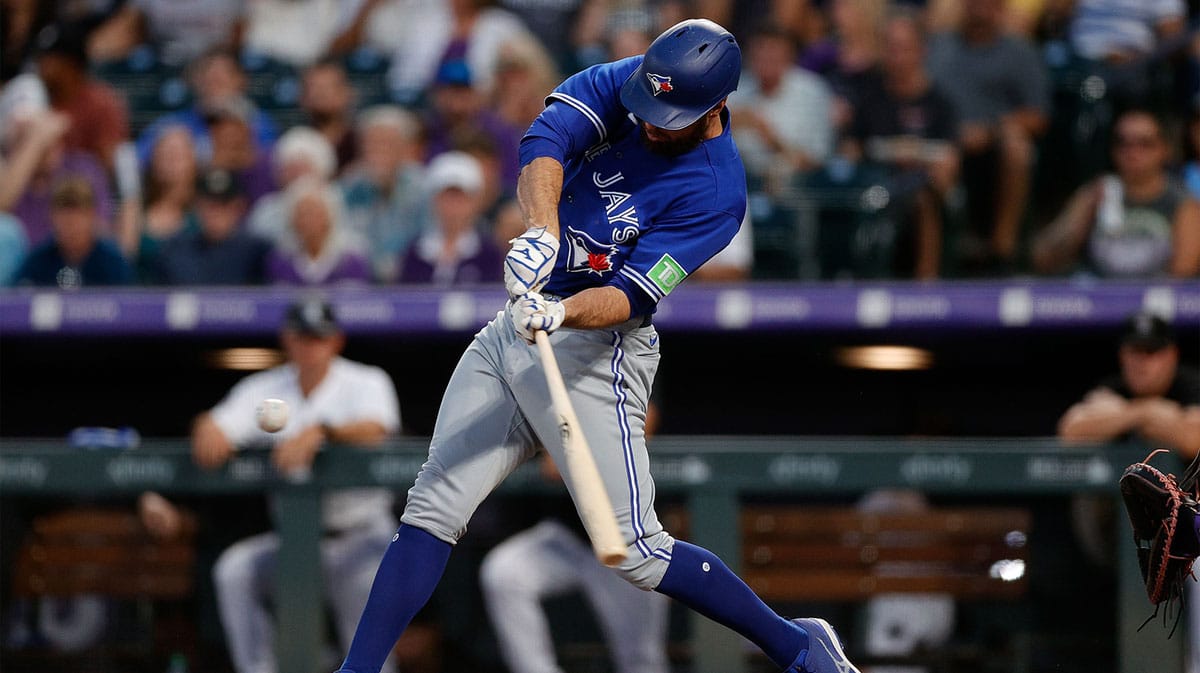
[
  {"xmin": 564, "ymin": 227, "xmax": 617, "ymax": 276},
  {"xmin": 646, "ymin": 73, "xmax": 673, "ymax": 96}
]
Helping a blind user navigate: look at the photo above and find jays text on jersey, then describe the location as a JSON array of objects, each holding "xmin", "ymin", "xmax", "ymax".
[{"xmin": 519, "ymin": 55, "xmax": 748, "ymax": 317}]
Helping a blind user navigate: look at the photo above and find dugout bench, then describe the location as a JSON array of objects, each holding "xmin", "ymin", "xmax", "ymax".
[{"xmin": 0, "ymin": 438, "xmax": 1176, "ymax": 673}]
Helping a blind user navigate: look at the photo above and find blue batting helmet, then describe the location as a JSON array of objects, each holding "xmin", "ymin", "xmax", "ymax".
[{"xmin": 619, "ymin": 19, "xmax": 741, "ymax": 131}]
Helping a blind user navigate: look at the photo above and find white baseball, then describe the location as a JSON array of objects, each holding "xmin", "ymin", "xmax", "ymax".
[{"xmin": 255, "ymin": 398, "xmax": 289, "ymax": 433}]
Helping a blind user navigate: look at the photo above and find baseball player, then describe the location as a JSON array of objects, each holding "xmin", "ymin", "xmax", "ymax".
[
  {"xmin": 199, "ymin": 298, "xmax": 402, "ymax": 673},
  {"xmin": 336, "ymin": 19, "xmax": 860, "ymax": 673}
]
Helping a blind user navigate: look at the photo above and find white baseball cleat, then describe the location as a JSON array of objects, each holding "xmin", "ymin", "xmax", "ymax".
[{"xmin": 790, "ymin": 618, "xmax": 861, "ymax": 673}]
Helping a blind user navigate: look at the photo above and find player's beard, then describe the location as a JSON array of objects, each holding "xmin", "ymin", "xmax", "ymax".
[{"xmin": 639, "ymin": 119, "xmax": 708, "ymax": 157}]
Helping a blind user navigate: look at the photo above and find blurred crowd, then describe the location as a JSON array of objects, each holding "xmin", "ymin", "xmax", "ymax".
[{"xmin": 2, "ymin": 0, "xmax": 1200, "ymax": 288}]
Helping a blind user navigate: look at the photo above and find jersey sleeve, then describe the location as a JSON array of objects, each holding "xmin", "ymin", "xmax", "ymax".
[
  {"xmin": 612, "ymin": 209, "xmax": 742, "ymax": 316},
  {"xmin": 519, "ymin": 56, "xmax": 641, "ymax": 167},
  {"xmin": 326, "ymin": 366, "xmax": 401, "ymax": 433},
  {"xmin": 209, "ymin": 375, "xmax": 267, "ymax": 446}
]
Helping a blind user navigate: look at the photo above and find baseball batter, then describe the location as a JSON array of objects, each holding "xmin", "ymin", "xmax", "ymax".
[{"xmin": 336, "ymin": 19, "xmax": 860, "ymax": 673}]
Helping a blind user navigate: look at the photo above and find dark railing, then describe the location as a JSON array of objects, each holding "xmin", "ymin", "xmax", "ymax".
[{"xmin": 0, "ymin": 437, "xmax": 1178, "ymax": 673}]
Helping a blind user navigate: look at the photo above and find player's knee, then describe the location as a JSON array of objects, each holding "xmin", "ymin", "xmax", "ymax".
[
  {"xmin": 613, "ymin": 539, "xmax": 675, "ymax": 590},
  {"xmin": 479, "ymin": 547, "xmax": 516, "ymax": 594},
  {"xmin": 212, "ymin": 546, "xmax": 255, "ymax": 594}
]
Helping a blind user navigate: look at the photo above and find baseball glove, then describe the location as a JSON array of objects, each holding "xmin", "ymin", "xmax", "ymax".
[{"xmin": 1119, "ymin": 449, "xmax": 1200, "ymax": 634}]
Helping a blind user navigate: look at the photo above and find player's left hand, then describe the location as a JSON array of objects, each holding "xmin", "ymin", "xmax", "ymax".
[
  {"xmin": 504, "ymin": 227, "xmax": 559, "ymax": 298},
  {"xmin": 272, "ymin": 425, "xmax": 324, "ymax": 474},
  {"xmin": 513, "ymin": 291, "xmax": 565, "ymax": 343}
]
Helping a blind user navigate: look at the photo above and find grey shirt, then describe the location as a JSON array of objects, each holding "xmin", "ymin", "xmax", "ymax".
[{"xmin": 926, "ymin": 32, "xmax": 1049, "ymax": 125}]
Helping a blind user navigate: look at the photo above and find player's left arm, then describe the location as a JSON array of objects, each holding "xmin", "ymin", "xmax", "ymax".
[
  {"xmin": 322, "ymin": 367, "xmax": 402, "ymax": 444},
  {"xmin": 1133, "ymin": 399, "xmax": 1200, "ymax": 459},
  {"xmin": 560, "ymin": 286, "xmax": 633, "ymax": 329}
]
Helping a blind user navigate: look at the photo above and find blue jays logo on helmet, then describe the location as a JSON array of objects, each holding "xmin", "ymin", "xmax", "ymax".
[{"xmin": 646, "ymin": 73, "xmax": 673, "ymax": 96}]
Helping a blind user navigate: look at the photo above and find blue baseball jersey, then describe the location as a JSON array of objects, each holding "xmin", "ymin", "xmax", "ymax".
[{"xmin": 519, "ymin": 56, "xmax": 747, "ymax": 318}]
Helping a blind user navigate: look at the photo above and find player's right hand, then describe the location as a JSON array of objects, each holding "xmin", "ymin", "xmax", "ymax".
[
  {"xmin": 513, "ymin": 291, "xmax": 565, "ymax": 342},
  {"xmin": 504, "ymin": 226, "xmax": 559, "ymax": 298}
]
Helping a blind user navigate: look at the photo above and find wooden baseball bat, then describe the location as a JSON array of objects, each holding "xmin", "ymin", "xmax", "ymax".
[{"xmin": 534, "ymin": 330, "xmax": 629, "ymax": 567}]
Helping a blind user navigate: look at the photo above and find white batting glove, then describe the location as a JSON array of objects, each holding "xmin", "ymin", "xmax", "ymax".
[
  {"xmin": 504, "ymin": 227, "xmax": 559, "ymax": 298},
  {"xmin": 513, "ymin": 292, "xmax": 565, "ymax": 342}
]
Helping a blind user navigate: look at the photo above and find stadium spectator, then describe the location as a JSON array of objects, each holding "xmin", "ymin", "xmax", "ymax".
[
  {"xmin": 388, "ymin": 0, "xmax": 533, "ymax": 105},
  {"xmin": 397, "ymin": 151, "xmax": 502, "ymax": 285},
  {"xmin": 0, "ymin": 213, "xmax": 29, "ymax": 285},
  {"xmin": 692, "ymin": 0, "xmax": 820, "ymax": 48},
  {"xmin": 265, "ymin": 178, "xmax": 372, "ymax": 286},
  {"xmin": 115, "ymin": 124, "xmax": 199, "ymax": 282},
  {"xmin": 134, "ymin": 48, "xmax": 279, "ymax": 167},
  {"xmin": 247, "ymin": 125, "xmax": 339, "ymax": 247},
  {"xmin": 299, "ymin": 58, "xmax": 360, "ymax": 174},
  {"xmin": 814, "ymin": 7, "xmax": 959, "ymax": 280},
  {"xmin": 1183, "ymin": 104, "xmax": 1200, "ymax": 201},
  {"xmin": 423, "ymin": 59, "xmax": 523, "ymax": 192},
  {"xmin": 147, "ymin": 297, "xmax": 402, "ymax": 673},
  {"xmin": 153, "ymin": 168, "xmax": 270, "ymax": 285},
  {"xmin": 203, "ymin": 95, "xmax": 276, "ymax": 206},
  {"xmin": 1068, "ymin": 0, "xmax": 1187, "ymax": 66},
  {"xmin": 1, "ymin": 0, "xmax": 56, "ymax": 83},
  {"xmin": 327, "ymin": 0, "xmax": 451, "ymax": 99},
  {"xmin": 728, "ymin": 25, "xmax": 834, "ymax": 196},
  {"xmin": 33, "ymin": 22, "xmax": 130, "ymax": 172},
  {"xmin": 926, "ymin": 0, "xmax": 1050, "ymax": 276},
  {"xmin": 87, "ymin": 0, "xmax": 244, "ymax": 66},
  {"xmin": 340, "ymin": 105, "xmax": 429, "ymax": 282},
  {"xmin": 495, "ymin": 0, "xmax": 594, "ymax": 73},
  {"xmin": 0, "ymin": 75, "xmax": 113, "ymax": 248},
  {"xmin": 1059, "ymin": 310, "xmax": 1200, "ymax": 459},
  {"xmin": 598, "ymin": 6, "xmax": 656, "ymax": 61},
  {"xmin": 490, "ymin": 196, "xmax": 525, "ymax": 253},
  {"xmin": 240, "ymin": 0, "xmax": 350, "ymax": 68},
  {"xmin": 1055, "ymin": 309, "xmax": 1200, "ymax": 598},
  {"xmin": 489, "ymin": 34, "xmax": 561, "ymax": 135},
  {"xmin": 12, "ymin": 175, "xmax": 133, "ymax": 288},
  {"xmin": 450, "ymin": 127, "xmax": 509, "ymax": 221},
  {"xmin": 1030, "ymin": 108, "xmax": 1200, "ymax": 278},
  {"xmin": 801, "ymin": 0, "xmax": 887, "ymax": 134}
]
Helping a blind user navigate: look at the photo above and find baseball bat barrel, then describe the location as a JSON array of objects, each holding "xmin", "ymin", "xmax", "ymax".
[{"xmin": 534, "ymin": 330, "xmax": 629, "ymax": 567}]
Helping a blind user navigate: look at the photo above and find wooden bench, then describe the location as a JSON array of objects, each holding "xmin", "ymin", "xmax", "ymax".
[
  {"xmin": 741, "ymin": 505, "xmax": 1031, "ymax": 602},
  {"xmin": 8, "ymin": 506, "xmax": 198, "ymax": 670},
  {"xmin": 13, "ymin": 507, "xmax": 196, "ymax": 600}
]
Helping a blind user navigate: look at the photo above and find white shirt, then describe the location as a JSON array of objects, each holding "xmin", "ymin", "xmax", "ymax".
[
  {"xmin": 211, "ymin": 356, "xmax": 401, "ymax": 531},
  {"xmin": 242, "ymin": 0, "xmax": 348, "ymax": 67},
  {"xmin": 729, "ymin": 67, "xmax": 835, "ymax": 176}
]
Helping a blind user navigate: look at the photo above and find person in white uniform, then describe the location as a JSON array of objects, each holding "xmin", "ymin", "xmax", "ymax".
[{"xmin": 194, "ymin": 297, "xmax": 402, "ymax": 673}]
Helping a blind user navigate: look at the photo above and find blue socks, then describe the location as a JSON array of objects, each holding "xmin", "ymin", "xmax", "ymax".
[
  {"xmin": 654, "ymin": 540, "xmax": 807, "ymax": 669},
  {"xmin": 336, "ymin": 524, "xmax": 452, "ymax": 673}
]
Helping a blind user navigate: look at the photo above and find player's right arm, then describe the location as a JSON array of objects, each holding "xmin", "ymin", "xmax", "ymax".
[
  {"xmin": 1056, "ymin": 387, "xmax": 1140, "ymax": 443},
  {"xmin": 192, "ymin": 411, "xmax": 236, "ymax": 469}
]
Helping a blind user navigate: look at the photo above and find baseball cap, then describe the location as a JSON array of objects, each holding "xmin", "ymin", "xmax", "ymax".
[
  {"xmin": 426, "ymin": 151, "xmax": 483, "ymax": 195},
  {"xmin": 1121, "ymin": 311, "xmax": 1175, "ymax": 351},
  {"xmin": 283, "ymin": 298, "xmax": 340, "ymax": 337},
  {"xmin": 195, "ymin": 168, "xmax": 244, "ymax": 201}
]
